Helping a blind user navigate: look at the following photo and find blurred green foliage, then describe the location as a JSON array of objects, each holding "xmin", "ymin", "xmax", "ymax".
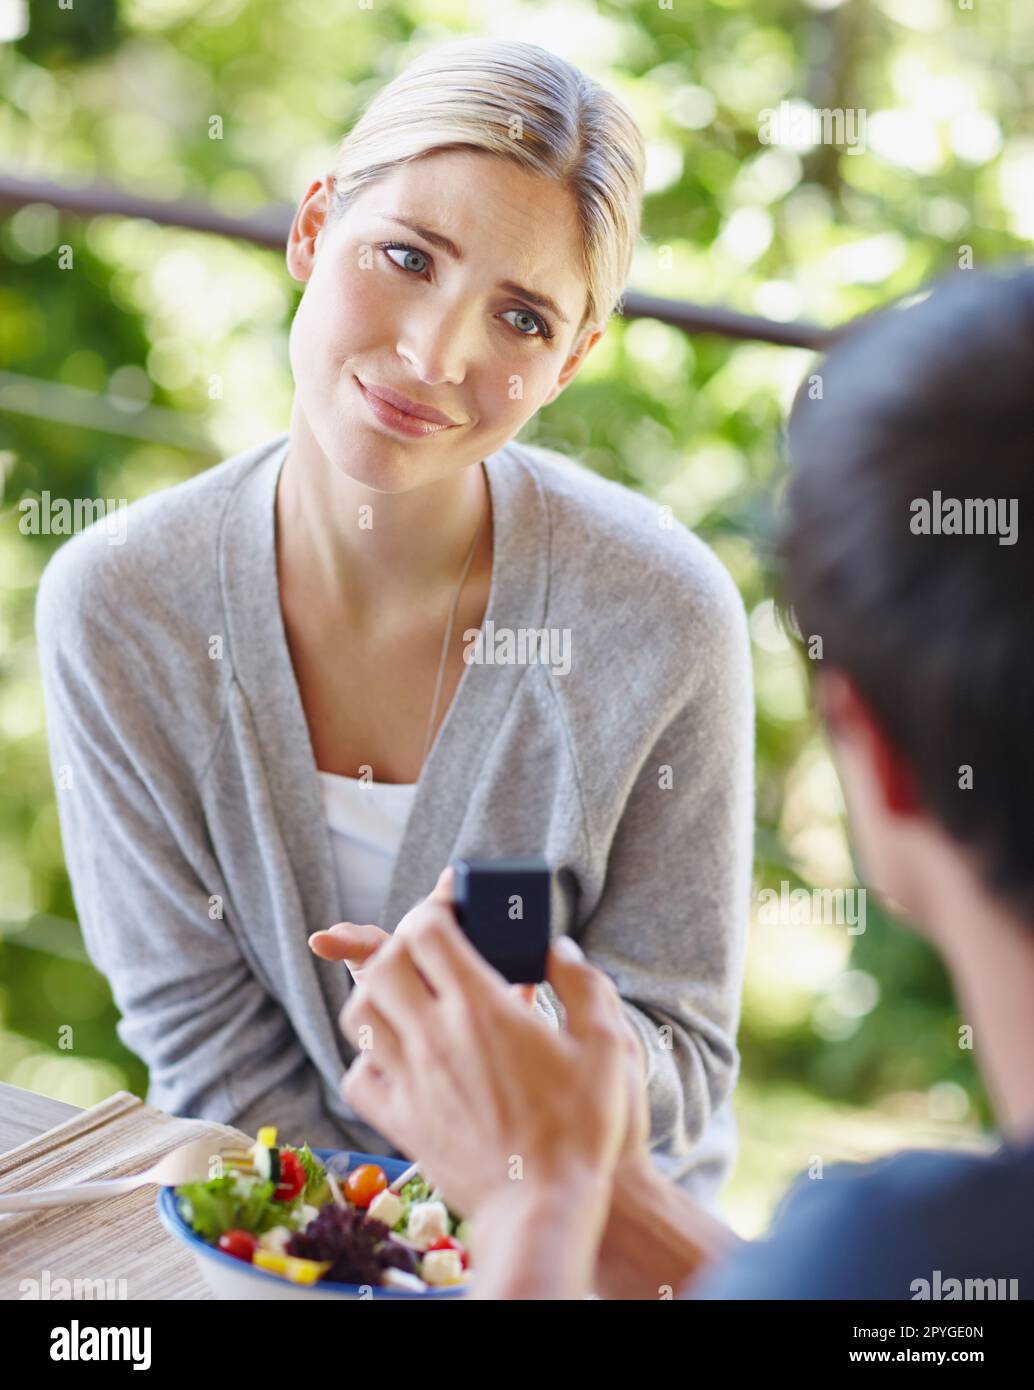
[{"xmin": 2, "ymin": 0, "xmax": 1030, "ymax": 1223}]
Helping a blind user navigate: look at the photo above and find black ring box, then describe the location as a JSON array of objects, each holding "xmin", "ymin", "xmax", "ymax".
[{"xmin": 450, "ymin": 856, "xmax": 555, "ymax": 983}]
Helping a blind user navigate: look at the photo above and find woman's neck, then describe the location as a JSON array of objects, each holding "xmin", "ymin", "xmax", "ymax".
[{"xmin": 276, "ymin": 401, "xmax": 492, "ymax": 623}]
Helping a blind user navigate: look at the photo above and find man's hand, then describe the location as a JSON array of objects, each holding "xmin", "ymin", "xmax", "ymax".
[
  {"xmin": 613, "ymin": 1022, "xmax": 651, "ymax": 1162},
  {"xmin": 308, "ymin": 866, "xmax": 536, "ymax": 1006},
  {"xmin": 334, "ymin": 891, "xmax": 633, "ymax": 1297},
  {"xmin": 589, "ymin": 1016, "xmax": 740, "ymax": 1299}
]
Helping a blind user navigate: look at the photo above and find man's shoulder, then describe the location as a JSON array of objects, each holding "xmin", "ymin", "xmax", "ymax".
[{"xmin": 690, "ymin": 1139, "xmax": 1034, "ymax": 1301}]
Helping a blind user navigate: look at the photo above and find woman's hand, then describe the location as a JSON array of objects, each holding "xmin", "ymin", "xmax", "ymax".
[
  {"xmin": 308, "ymin": 919, "xmax": 391, "ymax": 982},
  {"xmin": 308, "ymin": 866, "xmax": 537, "ymax": 1005}
]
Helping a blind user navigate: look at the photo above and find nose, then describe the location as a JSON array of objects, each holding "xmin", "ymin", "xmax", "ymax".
[{"xmin": 395, "ymin": 295, "xmax": 476, "ymax": 387}]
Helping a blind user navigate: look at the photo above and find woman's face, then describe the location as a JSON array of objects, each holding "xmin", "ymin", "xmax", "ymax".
[{"xmin": 286, "ymin": 147, "xmax": 603, "ymax": 492}]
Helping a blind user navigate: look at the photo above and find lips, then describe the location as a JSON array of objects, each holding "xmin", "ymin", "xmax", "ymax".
[{"xmin": 357, "ymin": 379, "xmax": 459, "ymax": 427}]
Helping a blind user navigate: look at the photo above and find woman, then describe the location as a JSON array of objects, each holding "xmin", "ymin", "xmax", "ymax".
[{"xmin": 35, "ymin": 39, "xmax": 753, "ymax": 1201}]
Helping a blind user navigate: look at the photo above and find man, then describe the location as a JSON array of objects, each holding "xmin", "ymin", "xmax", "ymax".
[{"xmin": 328, "ymin": 266, "xmax": 1034, "ymax": 1298}]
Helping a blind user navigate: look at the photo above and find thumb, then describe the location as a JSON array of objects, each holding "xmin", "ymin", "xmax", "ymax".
[
  {"xmin": 512, "ymin": 983, "xmax": 537, "ymax": 1008},
  {"xmin": 394, "ymin": 867, "xmax": 457, "ymax": 941},
  {"xmin": 429, "ymin": 864, "xmax": 456, "ymax": 904},
  {"xmin": 546, "ymin": 936, "xmax": 620, "ymax": 1036}
]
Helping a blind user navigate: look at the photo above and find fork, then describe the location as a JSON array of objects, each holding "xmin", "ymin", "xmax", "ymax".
[
  {"xmin": 389, "ymin": 1161, "xmax": 421, "ymax": 1192},
  {"xmin": 0, "ymin": 1136, "xmax": 256, "ymax": 1212}
]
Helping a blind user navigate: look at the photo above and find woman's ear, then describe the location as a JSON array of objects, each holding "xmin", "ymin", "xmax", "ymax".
[
  {"xmin": 542, "ymin": 322, "xmax": 605, "ymax": 407},
  {"xmin": 287, "ymin": 175, "xmax": 334, "ymax": 283}
]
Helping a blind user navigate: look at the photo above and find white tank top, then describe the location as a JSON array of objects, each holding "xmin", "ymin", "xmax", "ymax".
[{"xmin": 317, "ymin": 770, "xmax": 418, "ymax": 927}]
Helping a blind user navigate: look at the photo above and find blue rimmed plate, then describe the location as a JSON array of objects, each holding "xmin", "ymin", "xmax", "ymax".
[{"xmin": 156, "ymin": 1148, "xmax": 468, "ymax": 1300}]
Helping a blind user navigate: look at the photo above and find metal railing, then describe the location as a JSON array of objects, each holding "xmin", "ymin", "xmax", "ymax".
[
  {"xmin": 0, "ymin": 172, "xmax": 833, "ymax": 350},
  {"xmin": 0, "ymin": 172, "xmax": 837, "ymax": 451}
]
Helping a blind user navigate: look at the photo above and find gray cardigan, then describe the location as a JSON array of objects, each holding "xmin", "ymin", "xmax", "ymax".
[{"xmin": 35, "ymin": 433, "xmax": 754, "ymax": 1201}]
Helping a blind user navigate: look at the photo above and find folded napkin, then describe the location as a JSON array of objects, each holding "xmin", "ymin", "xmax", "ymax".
[{"xmin": 0, "ymin": 1090, "xmax": 253, "ymax": 1300}]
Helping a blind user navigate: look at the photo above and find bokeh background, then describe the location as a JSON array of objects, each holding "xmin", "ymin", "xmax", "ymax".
[{"xmin": 2, "ymin": 0, "xmax": 1031, "ymax": 1235}]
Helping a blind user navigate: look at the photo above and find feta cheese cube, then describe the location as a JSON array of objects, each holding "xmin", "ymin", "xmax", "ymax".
[
  {"xmin": 368, "ymin": 1189, "xmax": 404, "ymax": 1229},
  {"xmin": 405, "ymin": 1199, "xmax": 450, "ymax": 1250},
  {"xmin": 422, "ymin": 1249, "xmax": 464, "ymax": 1286},
  {"xmin": 257, "ymin": 1225, "xmax": 293, "ymax": 1255},
  {"xmin": 382, "ymin": 1267, "xmax": 428, "ymax": 1293}
]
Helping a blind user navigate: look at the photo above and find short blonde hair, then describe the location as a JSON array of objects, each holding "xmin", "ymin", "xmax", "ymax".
[{"xmin": 328, "ymin": 37, "xmax": 646, "ymax": 337}]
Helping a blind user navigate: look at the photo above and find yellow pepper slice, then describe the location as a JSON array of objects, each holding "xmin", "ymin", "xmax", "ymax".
[{"xmin": 253, "ymin": 1249, "xmax": 332, "ymax": 1285}]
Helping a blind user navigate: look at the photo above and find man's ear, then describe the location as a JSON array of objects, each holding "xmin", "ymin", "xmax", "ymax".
[
  {"xmin": 541, "ymin": 322, "xmax": 605, "ymax": 408},
  {"xmin": 287, "ymin": 175, "xmax": 334, "ymax": 283},
  {"xmin": 816, "ymin": 669, "xmax": 921, "ymax": 817}
]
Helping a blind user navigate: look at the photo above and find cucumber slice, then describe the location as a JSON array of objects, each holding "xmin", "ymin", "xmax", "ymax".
[{"xmin": 253, "ymin": 1141, "xmax": 281, "ymax": 1186}]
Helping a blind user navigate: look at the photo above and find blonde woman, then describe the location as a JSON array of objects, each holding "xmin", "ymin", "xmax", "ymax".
[{"xmin": 36, "ymin": 39, "xmax": 753, "ymax": 1202}]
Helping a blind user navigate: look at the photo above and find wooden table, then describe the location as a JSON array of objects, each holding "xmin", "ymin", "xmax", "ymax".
[
  {"xmin": 0, "ymin": 1080, "xmax": 82, "ymax": 1155},
  {"xmin": 0, "ymin": 1080, "xmax": 212, "ymax": 1299}
]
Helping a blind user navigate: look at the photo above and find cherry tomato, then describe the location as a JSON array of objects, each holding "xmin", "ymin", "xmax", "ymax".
[
  {"xmin": 274, "ymin": 1149, "xmax": 306, "ymax": 1202},
  {"xmin": 427, "ymin": 1234, "xmax": 470, "ymax": 1269},
  {"xmin": 218, "ymin": 1229, "xmax": 257, "ymax": 1262},
  {"xmin": 344, "ymin": 1163, "xmax": 388, "ymax": 1209}
]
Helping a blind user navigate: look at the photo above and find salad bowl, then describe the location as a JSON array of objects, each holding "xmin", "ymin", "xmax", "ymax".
[{"xmin": 157, "ymin": 1145, "xmax": 469, "ymax": 1301}]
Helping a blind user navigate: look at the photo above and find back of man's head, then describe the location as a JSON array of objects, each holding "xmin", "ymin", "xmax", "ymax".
[{"xmin": 780, "ymin": 265, "xmax": 1034, "ymax": 921}]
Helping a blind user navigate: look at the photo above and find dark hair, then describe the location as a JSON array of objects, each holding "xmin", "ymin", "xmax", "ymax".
[{"xmin": 779, "ymin": 265, "xmax": 1034, "ymax": 919}]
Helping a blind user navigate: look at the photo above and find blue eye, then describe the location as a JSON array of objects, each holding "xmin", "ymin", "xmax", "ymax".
[
  {"xmin": 381, "ymin": 242, "xmax": 429, "ymax": 276},
  {"xmin": 378, "ymin": 241, "xmax": 554, "ymax": 341},
  {"xmin": 502, "ymin": 308, "xmax": 549, "ymax": 338}
]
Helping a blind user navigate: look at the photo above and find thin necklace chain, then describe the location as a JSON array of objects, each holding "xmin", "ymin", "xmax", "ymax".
[{"xmin": 420, "ymin": 463, "xmax": 489, "ymax": 771}]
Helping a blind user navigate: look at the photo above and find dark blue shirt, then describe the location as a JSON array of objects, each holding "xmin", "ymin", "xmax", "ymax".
[{"xmin": 688, "ymin": 1130, "xmax": 1034, "ymax": 1299}]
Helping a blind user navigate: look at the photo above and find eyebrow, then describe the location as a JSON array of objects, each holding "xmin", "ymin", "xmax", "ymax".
[{"xmin": 375, "ymin": 214, "xmax": 571, "ymax": 326}]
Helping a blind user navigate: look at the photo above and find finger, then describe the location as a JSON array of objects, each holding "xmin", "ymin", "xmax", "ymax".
[
  {"xmin": 512, "ymin": 983, "xmax": 537, "ymax": 1008},
  {"xmin": 341, "ymin": 1050, "xmax": 394, "ymax": 1124},
  {"xmin": 402, "ymin": 900, "xmax": 511, "ymax": 1002},
  {"xmin": 339, "ymin": 989, "xmax": 404, "ymax": 1069},
  {"xmin": 308, "ymin": 921, "xmax": 389, "ymax": 964},
  {"xmin": 623, "ymin": 1017, "xmax": 650, "ymax": 1080},
  {"xmin": 430, "ymin": 864, "xmax": 455, "ymax": 903},
  {"xmin": 545, "ymin": 936, "xmax": 623, "ymax": 1037},
  {"xmin": 354, "ymin": 1003, "xmax": 407, "ymax": 1074},
  {"xmin": 358, "ymin": 928, "xmax": 441, "ymax": 1037},
  {"xmin": 393, "ymin": 867, "xmax": 457, "ymax": 940}
]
